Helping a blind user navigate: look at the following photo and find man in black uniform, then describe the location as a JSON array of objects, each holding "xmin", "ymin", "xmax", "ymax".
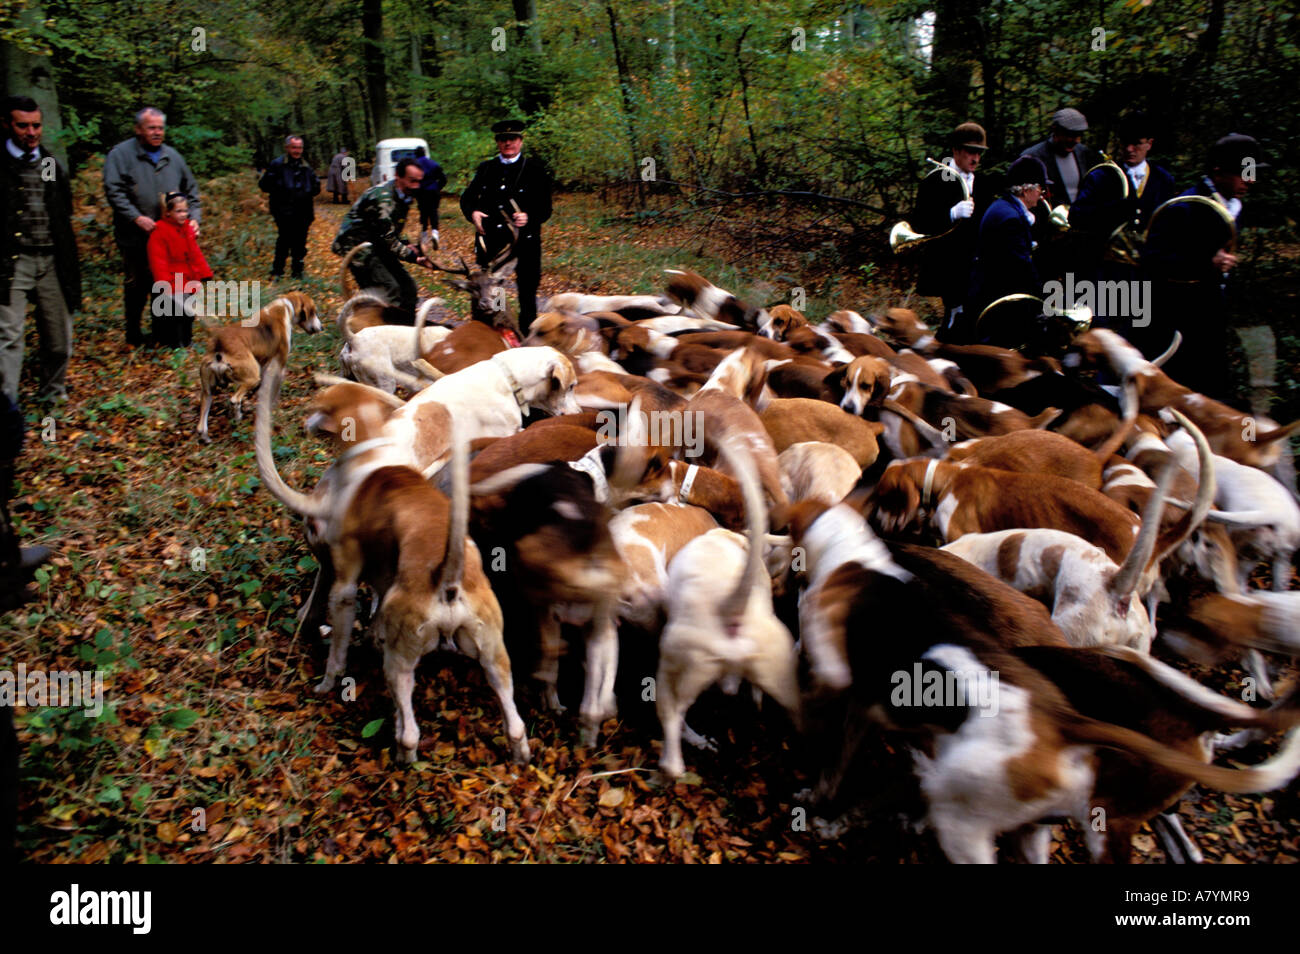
[
  {"xmin": 460, "ymin": 119, "xmax": 552, "ymax": 334},
  {"xmin": 1141, "ymin": 134, "xmax": 1261, "ymax": 399},
  {"xmin": 912, "ymin": 122, "xmax": 993, "ymax": 342},
  {"xmin": 1069, "ymin": 113, "xmax": 1178, "ymax": 335}
]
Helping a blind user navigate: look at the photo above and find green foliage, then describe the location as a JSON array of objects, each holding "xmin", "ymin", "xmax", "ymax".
[
  {"xmin": 9, "ymin": 0, "xmax": 1292, "ymax": 235},
  {"xmin": 164, "ymin": 125, "xmax": 250, "ymax": 179}
]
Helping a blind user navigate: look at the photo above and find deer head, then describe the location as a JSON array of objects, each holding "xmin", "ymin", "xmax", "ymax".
[{"xmin": 422, "ymin": 210, "xmax": 520, "ymax": 333}]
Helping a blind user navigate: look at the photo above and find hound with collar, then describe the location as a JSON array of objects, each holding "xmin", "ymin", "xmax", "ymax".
[{"xmin": 382, "ymin": 345, "xmax": 581, "ymax": 475}]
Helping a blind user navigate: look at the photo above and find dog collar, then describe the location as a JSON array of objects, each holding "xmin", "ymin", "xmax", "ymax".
[
  {"xmin": 491, "ymin": 354, "xmax": 529, "ymax": 411},
  {"xmin": 679, "ymin": 463, "xmax": 700, "ymax": 503},
  {"xmin": 568, "ymin": 449, "xmax": 609, "ymax": 503},
  {"xmin": 921, "ymin": 458, "xmax": 939, "ymax": 508},
  {"xmin": 337, "ymin": 436, "xmax": 397, "ymax": 465}
]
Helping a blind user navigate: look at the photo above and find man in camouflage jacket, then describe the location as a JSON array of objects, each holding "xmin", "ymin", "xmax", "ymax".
[{"xmin": 331, "ymin": 158, "xmax": 428, "ymax": 313}]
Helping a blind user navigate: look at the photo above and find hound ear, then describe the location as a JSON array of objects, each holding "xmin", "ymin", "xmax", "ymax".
[
  {"xmin": 304, "ymin": 408, "xmax": 338, "ymax": 436},
  {"xmin": 549, "ymin": 361, "xmax": 567, "ymax": 390},
  {"xmin": 822, "ymin": 365, "xmax": 847, "ymax": 394},
  {"xmin": 870, "ymin": 373, "xmax": 890, "ymax": 408}
]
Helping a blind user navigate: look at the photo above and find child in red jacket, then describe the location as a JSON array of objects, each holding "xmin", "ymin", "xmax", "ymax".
[{"xmin": 147, "ymin": 192, "xmax": 212, "ymax": 347}]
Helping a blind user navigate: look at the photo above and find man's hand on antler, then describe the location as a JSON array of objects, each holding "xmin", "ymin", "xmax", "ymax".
[
  {"xmin": 416, "ymin": 255, "xmax": 432, "ymax": 269},
  {"xmin": 471, "ymin": 210, "xmax": 487, "ymax": 234},
  {"xmin": 512, "ymin": 211, "xmax": 528, "ymax": 228}
]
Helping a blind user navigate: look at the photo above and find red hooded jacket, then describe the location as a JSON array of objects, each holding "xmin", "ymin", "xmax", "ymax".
[{"xmin": 148, "ymin": 216, "xmax": 213, "ymax": 294}]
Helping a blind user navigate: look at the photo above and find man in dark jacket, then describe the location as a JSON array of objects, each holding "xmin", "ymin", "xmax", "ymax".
[
  {"xmin": 259, "ymin": 135, "xmax": 321, "ymax": 280},
  {"xmin": 412, "ymin": 145, "xmax": 447, "ymax": 241},
  {"xmin": 913, "ymin": 122, "xmax": 994, "ymax": 341},
  {"xmin": 1020, "ymin": 108, "xmax": 1101, "ymax": 287},
  {"xmin": 968, "ymin": 155, "xmax": 1051, "ymax": 334},
  {"xmin": 0, "ymin": 96, "xmax": 81, "ymax": 405},
  {"xmin": 1068, "ymin": 113, "xmax": 1179, "ymax": 328},
  {"xmin": 1071, "ymin": 113, "xmax": 1178, "ymax": 241},
  {"xmin": 460, "ymin": 119, "xmax": 552, "ymax": 334},
  {"xmin": 103, "ymin": 107, "xmax": 201, "ymax": 346},
  {"xmin": 1140, "ymin": 134, "xmax": 1261, "ymax": 399},
  {"xmin": 331, "ymin": 158, "xmax": 430, "ymax": 313},
  {"xmin": 1021, "ymin": 108, "xmax": 1101, "ymax": 209}
]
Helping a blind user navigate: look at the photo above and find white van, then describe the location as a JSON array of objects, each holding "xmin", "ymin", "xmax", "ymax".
[{"xmin": 371, "ymin": 137, "xmax": 430, "ymax": 185}]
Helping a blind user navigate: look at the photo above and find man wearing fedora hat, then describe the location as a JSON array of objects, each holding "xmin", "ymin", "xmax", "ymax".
[
  {"xmin": 966, "ymin": 155, "xmax": 1052, "ymax": 336},
  {"xmin": 460, "ymin": 119, "xmax": 552, "ymax": 334},
  {"xmin": 1140, "ymin": 133, "xmax": 1264, "ymax": 398},
  {"xmin": 913, "ymin": 122, "xmax": 993, "ymax": 340}
]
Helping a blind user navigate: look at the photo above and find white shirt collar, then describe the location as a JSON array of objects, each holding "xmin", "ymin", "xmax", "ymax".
[
  {"xmin": 944, "ymin": 156, "xmax": 975, "ymax": 189},
  {"xmin": 6, "ymin": 139, "xmax": 32, "ymax": 161},
  {"xmin": 498, "ymin": 153, "xmax": 522, "ymax": 165},
  {"xmin": 1126, "ymin": 160, "xmax": 1148, "ymax": 182}
]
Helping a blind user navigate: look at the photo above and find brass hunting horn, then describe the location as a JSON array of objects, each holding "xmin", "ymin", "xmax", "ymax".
[
  {"xmin": 1053, "ymin": 152, "xmax": 1130, "ymax": 233},
  {"xmin": 890, "ymin": 158, "xmax": 972, "ymax": 255}
]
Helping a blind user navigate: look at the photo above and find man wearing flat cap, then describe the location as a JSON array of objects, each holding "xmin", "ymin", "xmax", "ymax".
[
  {"xmin": 1140, "ymin": 133, "xmax": 1264, "ymax": 398},
  {"xmin": 1020, "ymin": 108, "xmax": 1101, "ymax": 209},
  {"xmin": 967, "ymin": 155, "xmax": 1051, "ymax": 332},
  {"xmin": 912, "ymin": 122, "xmax": 994, "ymax": 341},
  {"xmin": 460, "ymin": 119, "xmax": 553, "ymax": 334}
]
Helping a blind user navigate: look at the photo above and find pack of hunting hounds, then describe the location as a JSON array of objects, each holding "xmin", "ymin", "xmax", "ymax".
[{"xmin": 195, "ymin": 244, "xmax": 1300, "ymax": 865}]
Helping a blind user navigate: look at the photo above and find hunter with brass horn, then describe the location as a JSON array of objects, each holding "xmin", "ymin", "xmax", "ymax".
[
  {"xmin": 966, "ymin": 155, "xmax": 1051, "ymax": 344},
  {"xmin": 903, "ymin": 122, "xmax": 993, "ymax": 341},
  {"xmin": 1069, "ymin": 113, "xmax": 1179, "ymax": 316},
  {"xmin": 1139, "ymin": 133, "xmax": 1262, "ymax": 399}
]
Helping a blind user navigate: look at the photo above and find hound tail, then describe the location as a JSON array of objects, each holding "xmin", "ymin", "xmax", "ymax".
[
  {"xmin": 339, "ymin": 241, "xmax": 370, "ymax": 300},
  {"xmin": 715, "ymin": 433, "xmax": 768, "ymax": 627},
  {"xmin": 254, "ymin": 359, "xmax": 331, "ymax": 520},
  {"xmin": 435, "ymin": 416, "xmax": 468, "ymax": 601}
]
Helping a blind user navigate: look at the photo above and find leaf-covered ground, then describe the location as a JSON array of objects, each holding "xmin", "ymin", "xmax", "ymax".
[{"xmin": 5, "ymin": 172, "xmax": 1297, "ymax": 863}]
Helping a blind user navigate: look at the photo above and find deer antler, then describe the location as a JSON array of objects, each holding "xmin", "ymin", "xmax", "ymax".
[{"xmin": 486, "ymin": 203, "xmax": 521, "ymax": 274}]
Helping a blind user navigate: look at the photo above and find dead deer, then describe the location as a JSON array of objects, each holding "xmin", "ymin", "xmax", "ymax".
[{"xmin": 423, "ymin": 209, "xmax": 521, "ymax": 337}]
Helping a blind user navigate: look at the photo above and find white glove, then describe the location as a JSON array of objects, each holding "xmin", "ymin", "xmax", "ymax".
[
  {"xmin": 1026, "ymin": 210, "xmax": 1037, "ymax": 226},
  {"xmin": 949, "ymin": 199, "xmax": 975, "ymax": 221}
]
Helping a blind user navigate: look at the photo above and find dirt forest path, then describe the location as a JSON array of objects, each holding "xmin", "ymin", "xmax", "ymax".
[{"xmin": 5, "ymin": 179, "xmax": 1298, "ymax": 864}]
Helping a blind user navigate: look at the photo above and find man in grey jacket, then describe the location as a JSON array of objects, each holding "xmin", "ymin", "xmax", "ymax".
[{"xmin": 102, "ymin": 107, "xmax": 201, "ymax": 346}]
